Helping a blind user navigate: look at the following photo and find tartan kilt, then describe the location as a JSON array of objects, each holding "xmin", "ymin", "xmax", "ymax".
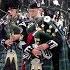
[
  {"xmin": 0, "ymin": 45, "xmax": 23, "ymax": 70},
  {"xmin": 25, "ymin": 58, "xmax": 53, "ymax": 70},
  {"xmin": 59, "ymin": 41, "xmax": 70, "ymax": 70},
  {"xmin": 42, "ymin": 58, "xmax": 53, "ymax": 70}
]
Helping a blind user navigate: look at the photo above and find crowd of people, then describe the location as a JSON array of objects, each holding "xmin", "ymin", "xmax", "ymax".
[{"xmin": 0, "ymin": 0, "xmax": 70, "ymax": 70}]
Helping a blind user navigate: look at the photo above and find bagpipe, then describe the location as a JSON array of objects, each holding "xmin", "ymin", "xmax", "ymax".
[{"xmin": 22, "ymin": 15, "xmax": 62, "ymax": 61}]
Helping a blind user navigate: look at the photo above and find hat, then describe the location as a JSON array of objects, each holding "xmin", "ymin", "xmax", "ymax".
[
  {"xmin": 29, "ymin": 2, "xmax": 39, "ymax": 9},
  {"xmin": 6, "ymin": 0, "xmax": 20, "ymax": 9}
]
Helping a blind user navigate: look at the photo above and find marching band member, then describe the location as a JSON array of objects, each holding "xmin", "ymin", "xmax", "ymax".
[
  {"xmin": 22, "ymin": 2, "xmax": 63, "ymax": 70},
  {"xmin": 0, "ymin": 0, "xmax": 25, "ymax": 70}
]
